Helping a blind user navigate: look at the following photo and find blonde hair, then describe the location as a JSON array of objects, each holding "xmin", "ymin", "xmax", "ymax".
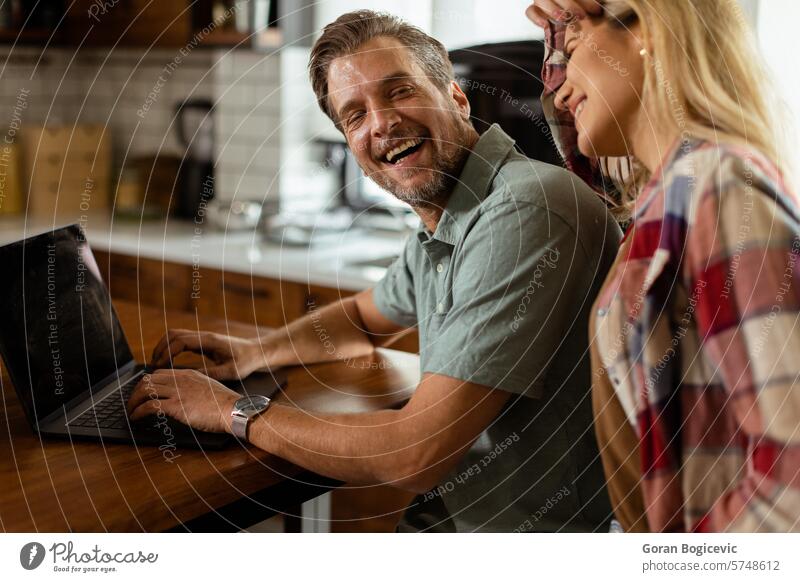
[{"xmin": 603, "ymin": 0, "xmax": 793, "ymax": 213}]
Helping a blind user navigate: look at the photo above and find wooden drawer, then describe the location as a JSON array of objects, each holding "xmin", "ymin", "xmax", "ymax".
[
  {"xmin": 93, "ymin": 250, "xmax": 193, "ymax": 313},
  {"xmin": 94, "ymin": 251, "xmax": 418, "ymax": 353},
  {"xmin": 302, "ymin": 284, "xmax": 354, "ymax": 312},
  {"xmin": 193, "ymin": 269, "xmax": 306, "ymax": 329}
]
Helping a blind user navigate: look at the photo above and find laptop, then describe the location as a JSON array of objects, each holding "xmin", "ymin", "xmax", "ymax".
[{"xmin": 0, "ymin": 224, "xmax": 285, "ymax": 450}]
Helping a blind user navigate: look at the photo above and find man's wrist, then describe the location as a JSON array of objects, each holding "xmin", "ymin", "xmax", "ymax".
[
  {"xmin": 243, "ymin": 407, "xmax": 272, "ymax": 448},
  {"xmin": 252, "ymin": 335, "xmax": 279, "ymax": 372}
]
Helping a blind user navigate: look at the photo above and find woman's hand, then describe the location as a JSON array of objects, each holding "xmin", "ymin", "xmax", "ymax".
[
  {"xmin": 149, "ymin": 329, "xmax": 268, "ymax": 380},
  {"xmin": 525, "ymin": 0, "xmax": 603, "ymax": 28}
]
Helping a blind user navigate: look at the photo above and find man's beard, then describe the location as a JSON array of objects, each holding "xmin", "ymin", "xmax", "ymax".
[{"xmin": 366, "ymin": 117, "xmax": 473, "ymax": 209}]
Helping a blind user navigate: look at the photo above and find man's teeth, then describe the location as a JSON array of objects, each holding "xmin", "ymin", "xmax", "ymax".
[
  {"xmin": 576, "ymin": 100, "xmax": 586, "ymax": 117},
  {"xmin": 386, "ymin": 138, "xmax": 422, "ymax": 163}
]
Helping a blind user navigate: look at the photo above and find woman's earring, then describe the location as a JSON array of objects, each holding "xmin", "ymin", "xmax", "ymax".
[{"xmin": 639, "ymin": 48, "xmax": 648, "ymax": 57}]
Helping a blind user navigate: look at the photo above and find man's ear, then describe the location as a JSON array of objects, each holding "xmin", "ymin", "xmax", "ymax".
[{"xmin": 449, "ymin": 80, "xmax": 471, "ymax": 121}]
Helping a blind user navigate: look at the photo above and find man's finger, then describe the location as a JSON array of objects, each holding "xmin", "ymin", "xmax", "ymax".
[
  {"xmin": 152, "ymin": 333, "xmax": 207, "ymax": 368},
  {"xmin": 150, "ymin": 329, "xmax": 194, "ymax": 366},
  {"xmin": 126, "ymin": 376, "xmax": 164, "ymax": 414},
  {"xmin": 129, "ymin": 399, "xmax": 168, "ymax": 422},
  {"xmin": 148, "ymin": 368, "xmax": 195, "ymax": 387},
  {"xmin": 151, "ymin": 329, "xmax": 193, "ymax": 360}
]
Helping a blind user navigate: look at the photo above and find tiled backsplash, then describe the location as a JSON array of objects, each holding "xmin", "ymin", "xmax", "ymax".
[
  {"xmin": 0, "ymin": 46, "xmax": 281, "ymax": 203},
  {"xmin": 214, "ymin": 49, "xmax": 281, "ymax": 203}
]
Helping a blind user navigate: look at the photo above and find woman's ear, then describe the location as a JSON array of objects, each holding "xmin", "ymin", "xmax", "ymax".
[
  {"xmin": 629, "ymin": 21, "xmax": 649, "ymax": 57},
  {"xmin": 450, "ymin": 81, "xmax": 471, "ymax": 120}
]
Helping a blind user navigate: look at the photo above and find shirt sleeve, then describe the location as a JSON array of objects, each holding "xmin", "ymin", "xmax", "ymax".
[
  {"xmin": 372, "ymin": 233, "xmax": 418, "ymax": 328},
  {"xmin": 423, "ymin": 201, "xmax": 606, "ymax": 398},
  {"xmin": 684, "ymin": 154, "xmax": 800, "ymax": 532}
]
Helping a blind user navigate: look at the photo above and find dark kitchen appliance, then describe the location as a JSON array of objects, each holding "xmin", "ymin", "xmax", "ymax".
[
  {"xmin": 450, "ymin": 40, "xmax": 563, "ymax": 166},
  {"xmin": 175, "ymin": 98, "xmax": 215, "ymax": 219}
]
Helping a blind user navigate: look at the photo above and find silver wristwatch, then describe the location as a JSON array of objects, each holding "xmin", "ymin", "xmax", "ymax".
[{"xmin": 230, "ymin": 395, "xmax": 271, "ymax": 441}]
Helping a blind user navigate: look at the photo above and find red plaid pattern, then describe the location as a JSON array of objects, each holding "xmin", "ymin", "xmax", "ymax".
[
  {"xmin": 592, "ymin": 140, "xmax": 800, "ymax": 531},
  {"xmin": 541, "ymin": 14, "xmax": 800, "ymax": 533}
]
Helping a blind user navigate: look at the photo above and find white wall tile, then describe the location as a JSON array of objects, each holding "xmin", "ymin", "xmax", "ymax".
[{"xmin": 1, "ymin": 45, "xmax": 281, "ymax": 205}]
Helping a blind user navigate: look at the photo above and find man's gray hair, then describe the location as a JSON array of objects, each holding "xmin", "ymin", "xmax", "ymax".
[{"xmin": 308, "ymin": 10, "xmax": 454, "ymax": 128}]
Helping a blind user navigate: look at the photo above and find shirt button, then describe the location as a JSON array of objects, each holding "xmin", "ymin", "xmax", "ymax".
[
  {"xmin": 436, "ymin": 263, "xmax": 444, "ymax": 273},
  {"xmin": 437, "ymin": 302, "xmax": 445, "ymax": 313}
]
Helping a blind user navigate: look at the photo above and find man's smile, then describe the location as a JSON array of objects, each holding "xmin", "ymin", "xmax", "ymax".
[
  {"xmin": 383, "ymin": 137, "xmax": 424, "ymax": 164},
  {"xmin": 375, "ymin": 134, "xmax": 430, "ymax": 170}
]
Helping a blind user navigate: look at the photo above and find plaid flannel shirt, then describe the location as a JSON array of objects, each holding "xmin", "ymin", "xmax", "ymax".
[
  {"xmin": 543, "ymin": 22, "xmax": 800, "ymax": 532},
  {"xmin": 594, "ymin": 139, "xmax": 800, "ymax": 532}
]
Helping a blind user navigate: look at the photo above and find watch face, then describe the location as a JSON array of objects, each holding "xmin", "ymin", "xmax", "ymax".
[{"xmin": 237, "ymin": 395, "xmax": 269, "ymax": 413}]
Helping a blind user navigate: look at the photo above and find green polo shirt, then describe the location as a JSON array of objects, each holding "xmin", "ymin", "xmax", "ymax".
[{"xmin": 373, "ymin": 124, "xmax": 621, "ymax": 532}]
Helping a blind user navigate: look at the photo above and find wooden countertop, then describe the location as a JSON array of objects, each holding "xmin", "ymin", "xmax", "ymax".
[{"xmin": 0, "ymin": 301, "xmax": 420, "ymax": 532}]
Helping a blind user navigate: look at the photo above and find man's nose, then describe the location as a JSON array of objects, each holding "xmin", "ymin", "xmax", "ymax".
[{"xmin": 369, "ymin": 106, "xmax": 401, "ymax": 137}]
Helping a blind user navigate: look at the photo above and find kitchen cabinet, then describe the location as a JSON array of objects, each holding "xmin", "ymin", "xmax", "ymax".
[
  {"xmin": 194, "ymin": 268, "xmax": 307, "ymax": 329},
  {"xmin": 64, "ymin": 1, "xmax": 191, "ymax": 48},
  {"xmin": 92, "ymin": 249, "xmax": 418, "ymax": 353}
]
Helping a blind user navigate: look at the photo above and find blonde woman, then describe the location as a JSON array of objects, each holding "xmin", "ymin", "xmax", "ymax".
[{"xmin": 527, "ymin": 0, "xmax": 800, "ymax": 532}]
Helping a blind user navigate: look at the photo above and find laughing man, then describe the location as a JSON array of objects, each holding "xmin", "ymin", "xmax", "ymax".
[{"xmin": 129, "ymin": 10, "xmax": 620, "ymax": 532}]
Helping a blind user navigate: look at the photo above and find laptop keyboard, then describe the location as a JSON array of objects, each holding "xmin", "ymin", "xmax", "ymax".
[{"xmin": 66, "ymin": 376, "xmax": 140, "ymax": 430}]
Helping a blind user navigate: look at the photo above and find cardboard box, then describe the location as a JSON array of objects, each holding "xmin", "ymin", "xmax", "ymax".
[
  {"xmin": 0, "ymin": 141, "xmax": 25, "ymax": 215},
  {"xmin": 22, "ymin": 125, "xmax": 112, "ymax": 220}
]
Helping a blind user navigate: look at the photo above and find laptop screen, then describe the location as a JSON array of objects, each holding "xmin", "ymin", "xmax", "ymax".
[{"xmin": 0, "ymin": 225, "xmax": 134, "ymax": 425}]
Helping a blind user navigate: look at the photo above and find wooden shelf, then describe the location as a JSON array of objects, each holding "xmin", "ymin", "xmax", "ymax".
[
  {"xmin": 195, "ymin": 27, "xmax": 282, "ymax": 49},
  {"xmin": 0, "ymin": 4, "xmax": 282, "ymax": 49},
  {"xmin": 197, "ymin": 27, "xmax": 251, "ymax": 47},
  {"xmin": 0, "ymin": 27, "xmax": 56, "ymax": 44}
]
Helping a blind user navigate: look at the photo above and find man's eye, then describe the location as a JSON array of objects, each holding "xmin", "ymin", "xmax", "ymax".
[
  {"xmin": 391, "ymin": 86, "xmax": 413, "ymax": 98},
  {"xmin": 347, "ymin": 112, "xmax": 365, "ymax": 128}
]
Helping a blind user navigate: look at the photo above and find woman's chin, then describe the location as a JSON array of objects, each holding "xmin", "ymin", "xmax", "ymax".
[
  {"xmin": 577, "ymin": 131, "xmax": 621, "ymax": 160},
  {"xmin": 576, "ymin": 133, "xmax": 598, "ymax": 158}
]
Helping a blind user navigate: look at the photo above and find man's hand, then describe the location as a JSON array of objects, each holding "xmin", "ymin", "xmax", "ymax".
[
  {"xmin": 525, "ymin": 0, "xmax": 603, "ymax": 27},
  {"xmin": 150, "ymin": 329, "xmax": 267, "ymax": 380},
  {"xmin": 127, "ymin": 369, "xmax": 241, "ymax": 433}
]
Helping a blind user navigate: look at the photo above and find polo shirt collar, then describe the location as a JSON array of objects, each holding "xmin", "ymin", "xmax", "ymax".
[{"xmin": 431, "ymin": 124, "xmax": 517, "ymax": 246}]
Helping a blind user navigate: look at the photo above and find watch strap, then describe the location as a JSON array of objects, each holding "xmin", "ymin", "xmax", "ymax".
[{"xmin": 231, "ymin": 396, "xmax": 270, "ymax": 441}]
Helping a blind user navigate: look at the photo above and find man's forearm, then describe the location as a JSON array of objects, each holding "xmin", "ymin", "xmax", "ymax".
[
  {"xmin": 257, "ymin": 297, "xmax": 376, "ymax": 370},
  {"xmin": 246, "ymin": 404, "xmax": 421, "ymax": 488},
  {"xmin": 241, "ymin": 373, "xmax": 502, "ymax": 493}
]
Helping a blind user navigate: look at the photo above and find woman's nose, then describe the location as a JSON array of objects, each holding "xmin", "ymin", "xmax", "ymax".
[{"xmin": 554, "ymin": 83, "xmax": 573, "ymax": 112}]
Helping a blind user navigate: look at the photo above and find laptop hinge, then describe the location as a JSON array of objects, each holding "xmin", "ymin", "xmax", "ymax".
[{"xmin": 36, "ymin": 360, "xmax": 141, "ymax": 428}]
